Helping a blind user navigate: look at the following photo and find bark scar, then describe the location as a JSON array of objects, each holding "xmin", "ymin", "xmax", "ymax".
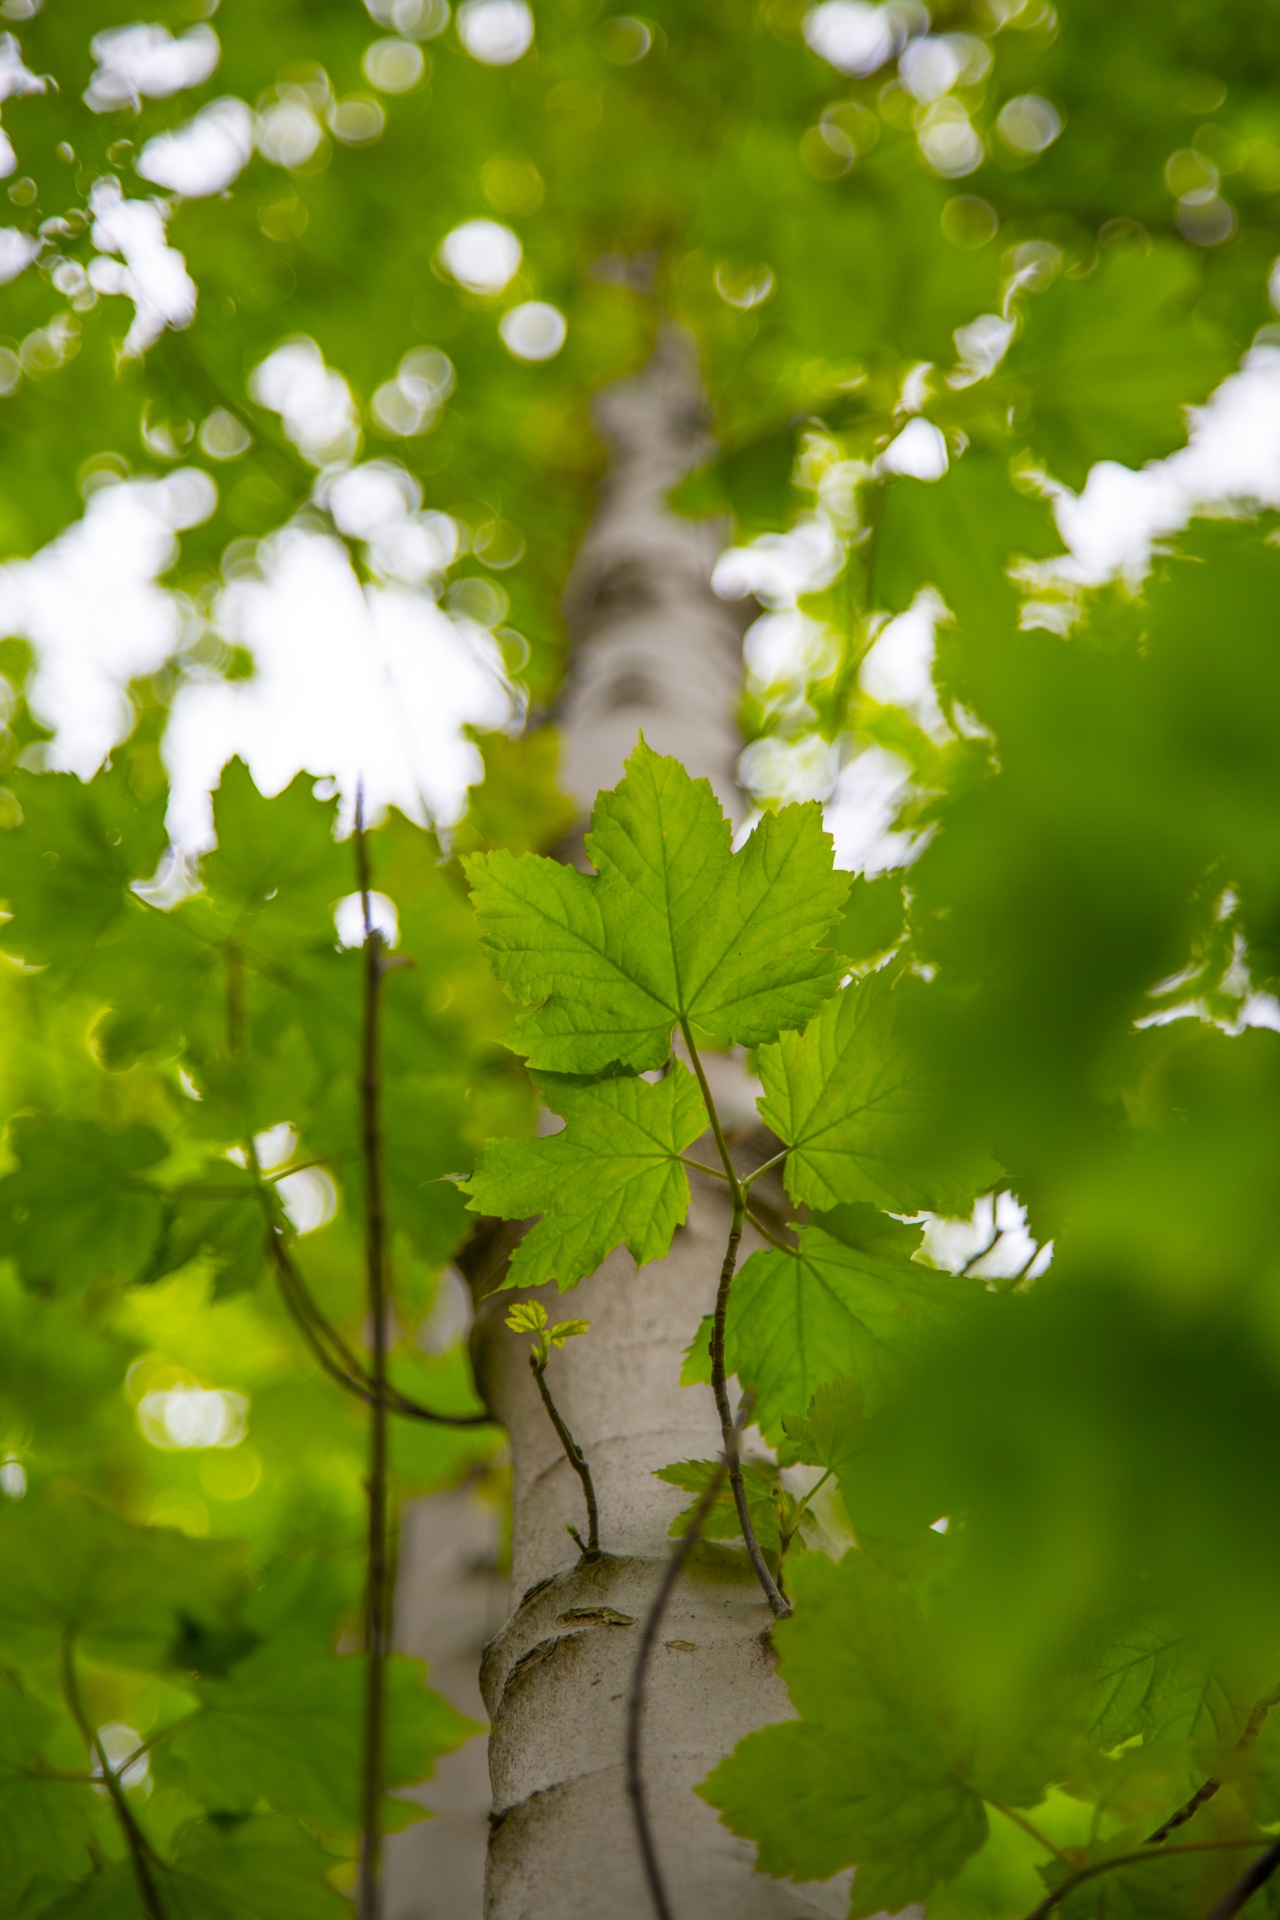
[{"xmin": 555, "ymin": 1606, "xmax": 636, "ymax": 1628}]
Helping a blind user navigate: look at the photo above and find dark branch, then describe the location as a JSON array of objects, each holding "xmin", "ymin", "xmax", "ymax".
[
  {"xmin": 1204, "ymin": 1842, "xmax": 1280, "ymax": 1920},
  {"xmin": 1021, "ymin": 1840, "xmax": 1273, "ymax": 1920},
  {"xmin": 1147, "ymin": 1682, "xmax": 1280, "ymax": 1845},
  {"xmin": 679, "ymin": 1022, "xmax": 789, "ymax": 1620},
  {"xmin": 529, "ymin": 1351, "xmax": 600, "ymax": 1558},
  {"xmin": 627, "ymin": 1434, "xmax": 740, "ymax": 1920},
  {"xmin": 357, "ymin": 787, "xmax": 390, "ymax": 1920},
  {"xmin": 62, "ymin": 1634, "xmax": 168, "ymax": 1920},
  {"xmin": 266, "ymin": 1226, "xmax": 491, "ymax": 1426},
  {"xmin": 711, "ymin": 1200, "xmax": 789, "ymax": 1619}
]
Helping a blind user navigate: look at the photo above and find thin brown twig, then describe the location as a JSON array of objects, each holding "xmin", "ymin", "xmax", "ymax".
[
  {"xmin": 1147, "ymin": 1682, "xmax": 1280, "ymax": 1845},
  {"xmin": 265, "ymin": 1224, "xmax": 490, "ymax": 1426},
  {"xmin": 356, "ymin": 788, "xmax": 390, "ymax": 1920},
  {"xmin": 626, "ymin": 1405, "xmax": 750, "ymax": 1920},
  {"xmin": 529, "ymin": 1352, "xmax": 600, "ymax": 1557},
  {"xmin": 1022, "ymin": 1839, "xmax": 1273, "ymax": 1920},
  {"xmin": 679, "ymin": 1023, "xmax": 789, "ymax": 1621},
  {"xmin": 62, "ymin": 1634, "xmax": 168, "ymax": 1920},
  {"xmin": 711, "ymin": 1201, "xmax": 789, "ymax": 1620},
  {"xmin": 958, "ymin": 1222, "xmax": 1002, "ymax": 1276}
]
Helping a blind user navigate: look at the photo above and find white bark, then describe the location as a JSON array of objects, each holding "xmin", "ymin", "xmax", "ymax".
[
  {"xmin": 392, "ymin": 328, "xmax": 856, "ymax": 1918},
  {"xmin": 556, "ymin": 325, "xmax": 746, "ymax": 830},
  {"xmin": 468, "ymin": 330, "xmax": 848, "ymax": 1919}
]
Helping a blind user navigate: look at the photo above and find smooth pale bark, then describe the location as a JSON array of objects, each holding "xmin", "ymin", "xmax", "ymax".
[
  {"xmin": 392, "ymin": 330, "xmax": 863, "ymax": 1918},
  {"xmin": 466, "ymin": 331, "xmax": 849, "ymax": 1919}
]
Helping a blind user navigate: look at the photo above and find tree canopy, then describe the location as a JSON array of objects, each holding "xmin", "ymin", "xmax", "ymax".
[{"xmin": 4, "ymin": 0, "xmax": 1280, "ymax": 1914}]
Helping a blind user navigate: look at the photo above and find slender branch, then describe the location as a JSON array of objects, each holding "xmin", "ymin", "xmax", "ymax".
[
  {"xmin": 1204, "ymin": 1841, "xmax": 1280, "ymax": 1919},
  {"xmin": 356, "ymin": 788, "xmax": 390, "ymax": 1920},
  {"xmin": 1147, "ymin": 1777, "xmax": 1228, "ymax": 1847},
  {"xmin": 1022, "ymin": 1839, "xmax": 1273, "ymax": 1920},
  {"xmin": 265, "ymin": 1214, "xmax": 490, "ymax": 1425},
  {"xmin": 994, "ymin": 1242, "xmax": 1046, "ymax": 1294},
  {"xmin": 986, "ymin": 1797, "xmax": 1074, "ymax": 1866},
  {"xmin": 134, "ymin": 889, "xmax": 304, "ymax": 996},
  {"xmin": 117, "ymin": 1711, "xmax": 204, "ymax": 1778},
  {"xmin": 529, "ymin": 1352, "xmax": 600, "ymax": 1557},
  {"xmin": 959, "ymin": 1223, "xmax": 1002, "ymax": 1277},
  {"xmin": 61, "ymin": 1634, "xmax": 167, "ymax": 1920},
  {"xmin": 1147, "ymin": 1682, "xmax": 1280, "ymax": 1845},
  {"xmin": 265, "ymin": 1149, "xmax": 361, "ymax": 1183},
  {"xmin": 225, "ymin": 939, "xmax": 244, "ymax": 1057},
  {"xmin": 627, "ymin": 1422, "xmax": 743, "ymax": 1920},
  {"xmin": 712, "ymin": 1198, "xmax": 790, "ymax": 1619},
  {"xmin": 678, "ymin": 1025, "xmax": 788, "ymax": 1617}
]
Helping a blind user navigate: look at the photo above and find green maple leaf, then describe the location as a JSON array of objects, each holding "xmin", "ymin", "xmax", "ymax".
[
  {"xmin": 655, "ymin": 1457, "xmax": 783, "ymax": 1555},
  {"xmin": 201, "ymin": 761, "xmax": 351, "ymax": 947},
  {"xmin": 463, "ymin": 739, "xmax": 849, "ymax": 1073},
  {"xmin": 830, "ymin": 876, "xmax": 906, "ymax": 966},
  {"xmin": 0, "ymin": 1489, "xmax": 248, "ymax": 1670},
  {"xmin": 41, "ymin": 1815, "xmax": 345, "ymax": 1920},
  {"xmin": 777, "ymin": 1377, "xmax": 867, "ymax": 1475},
  {"xmin": 757, "ymin": 966, "xmax": 996, "ymax": 1214},
  {"xmin": 0, "ymin": 762, "xmax": 168, "ymax": 973},
  {"xmin": 1083, "ymin": 1621, "xmax": 1250, "ymax": 1752},
  {"xmin": 727, "ymin": 1218, "xmax": 975, "ymax": 1440},
  {"xmin": 701, "ymin": 1552, "xmax": 987, "ymax": 1916},
  {"xmin": 463, "ymin": 1062, "xmax": 707, "ymax": 1290},
  {"xmin": 169, "ymin": 1648, "xmax": 476, "ymax": 1831},
  {"xmin": 0, "ymin": 1675, "xmax": 96, "ymax": 1898},
  {"xmin": 153, "ymin": 1158, "xmax": 269, "ymax": 1299},
  {"xmin": 875, "ymin": 453, "xmax": 1061, "ymax": 641},
  {"xmin": 1004, "ymin": 243, "xmax": 1234, "ymax": 489},
  {"xmin": 0, "ymin": 1116, "xmax": 168, "ymax": 1293}
]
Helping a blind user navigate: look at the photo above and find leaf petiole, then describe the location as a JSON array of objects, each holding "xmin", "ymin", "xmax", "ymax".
[
  {"xmin": 741, "ymin": 1148, "xmax": 788, "ymax": 1191},
  {"xmin": 985, "ymin": 1797, "xmax": 1075, "ymax": 1866},
  {"xmin": 61, "ymin": 1632, "xmax": 169, "ymax": 1920},
  {"xmin": 679, "ymin": 1154, "xmax": 732, "ymax": 1184}
]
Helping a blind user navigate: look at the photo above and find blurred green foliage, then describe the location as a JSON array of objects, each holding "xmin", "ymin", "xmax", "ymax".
[{"xmin": 4, "ymin": 0, "xmax": 1280, "ymax": 1912}]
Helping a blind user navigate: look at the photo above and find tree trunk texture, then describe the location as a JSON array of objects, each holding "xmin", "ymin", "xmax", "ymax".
[{"xmin": 392, "ymin": 331, "xmax": 852, "ymax": 1920}]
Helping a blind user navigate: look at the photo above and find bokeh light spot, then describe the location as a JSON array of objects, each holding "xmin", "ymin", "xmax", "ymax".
[
  {"xmin": 456, "ymin": 0, "xmax": 534, "ymax": 65},
  {"xmin": 500, "ymin": 300, "xmax": 567, "ymax": 360},
  {"xmin": 363, "ymin": 37, "xmax": 427, "ymax": 91},
  {"xmin": 996, "ymin": 93, "xmax": 1063, "ymax": 155},
  {"xmin": 439, "ymin": 217, "xmax": 521, "ymax": 293}
]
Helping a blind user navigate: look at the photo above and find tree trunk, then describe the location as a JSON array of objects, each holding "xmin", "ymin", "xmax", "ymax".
[{"xmin": 392, "ymin": 329, "xmax": 851, "ymax": 1919}]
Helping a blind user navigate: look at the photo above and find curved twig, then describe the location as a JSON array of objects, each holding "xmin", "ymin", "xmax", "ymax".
[
  {"xmin": 627, "ymin": 1421, "xmax": 745, "ymax": 1920},
  {"xmin": 710, "ymin": 1203, "xmax": 789, "ymax": 1619},
  {"xmin": 1147, "ymin": 1682, "xmax": 1280, "ymax": 1845},
  {"xmin": 679, "ymin": 1023, "xmax": 788, "ymax": 1621},
  {"xmin": 62, "ymin": 1634, "xmax": 168, "ymax": 1920},
  {"xmin": 356, "ymin": 792, "xmax": 390, "ymax": 1920},
  {"xmin": 1022, "ymin": 1839, "xmax": 1273, "ymax": 1920},
  {"xmin": 530, "ymin": 1353, "xmax": 600, "ymax": 1556},
  {"xmin": 266, "ymin": 1228, "xmax": 491, "ymax": 1426}
]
